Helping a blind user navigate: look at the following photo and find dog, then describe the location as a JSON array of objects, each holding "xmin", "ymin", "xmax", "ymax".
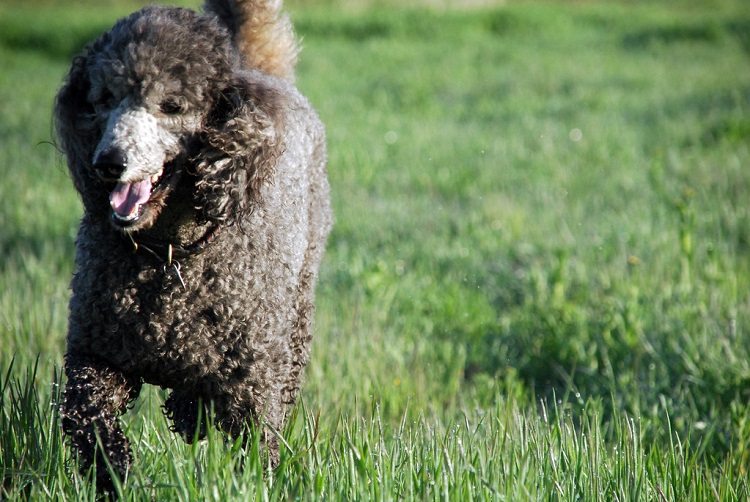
[{"xmin": 54, "ymin": 0, "xmax": 331, "ymax": 492}]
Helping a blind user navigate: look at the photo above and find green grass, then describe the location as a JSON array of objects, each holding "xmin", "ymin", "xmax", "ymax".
[{"xmin": 2, "ymin": 0, "xmax": 750, "ymax": 499}]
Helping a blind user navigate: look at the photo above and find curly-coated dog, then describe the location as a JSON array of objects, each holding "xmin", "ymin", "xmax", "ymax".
[{"xmin": 54, "ymin": 0, "xmax": 331, "ymax": 492}]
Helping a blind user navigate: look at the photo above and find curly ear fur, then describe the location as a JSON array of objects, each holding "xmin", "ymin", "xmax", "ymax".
[
  {"xmin": 54, "ymin": 52, "xmax": 105, "ymax": 214},
  {"xmin": 195, "ymin": 73, "xmax": 284, "ymax": 224}
]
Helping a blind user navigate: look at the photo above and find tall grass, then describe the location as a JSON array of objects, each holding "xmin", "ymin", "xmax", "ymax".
[{"xmin": 2, "ymin": 0, "xmax": 750, "ymax": 499}]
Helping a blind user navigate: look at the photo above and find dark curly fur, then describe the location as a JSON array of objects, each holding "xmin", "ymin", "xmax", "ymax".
[{"xmin": 54, "ymin": 0, "xmax": 331, "ymax": 493}]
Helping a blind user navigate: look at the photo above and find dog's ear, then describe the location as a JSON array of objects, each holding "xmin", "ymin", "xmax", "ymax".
[
  {"xmin": 54, "ymin": 52, "xmax": 105, "ymax": 212},
  {"xmin": 195, "ymin": 72, "xmax": 284, "ymax": 224}
]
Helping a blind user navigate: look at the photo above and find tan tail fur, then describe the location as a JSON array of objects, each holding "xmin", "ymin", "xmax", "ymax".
[{"xmin": 203, "ymin": 0, "xmax": 299, "ymax": 81}]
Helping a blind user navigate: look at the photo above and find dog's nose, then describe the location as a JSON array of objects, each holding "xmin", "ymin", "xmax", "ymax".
[{"xmin": 93, "ymin": 148, "xmax": 128, "ymax": 181}]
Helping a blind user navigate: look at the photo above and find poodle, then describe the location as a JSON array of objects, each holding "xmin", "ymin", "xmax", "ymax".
[{"xmin": 54, "ymin": 0, "xmax": 331, "ymax": 492}]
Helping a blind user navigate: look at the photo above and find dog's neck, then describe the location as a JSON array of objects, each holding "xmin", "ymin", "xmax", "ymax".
[
  {"xmin": 127, "ymin": 221, "xmax": 222, "ymax": 264},
  {"xmin": 128, "ymin": 183, "xmax": 222, "ymax": 260}
]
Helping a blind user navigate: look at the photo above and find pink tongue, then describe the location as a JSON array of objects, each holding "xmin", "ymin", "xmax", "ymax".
[{"xmin": 110, "ymin": 179, "xmax": 152, "ymax": 217}]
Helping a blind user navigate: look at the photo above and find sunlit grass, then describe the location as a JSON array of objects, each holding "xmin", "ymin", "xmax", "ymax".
[{"xmin": 2, "ymin": 0, "xmax": 750, "ymax": 499}]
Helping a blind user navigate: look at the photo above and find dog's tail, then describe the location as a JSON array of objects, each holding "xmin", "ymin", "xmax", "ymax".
[{"xmin": 204, "ymin": 0, "xmax": 298, "ymax": 81}]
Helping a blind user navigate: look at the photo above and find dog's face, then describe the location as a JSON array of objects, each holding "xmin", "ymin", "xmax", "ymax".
[
  {"xmin": 55, "ymin": 6, "xmax": 241, "ymax": 232},
  {"xmin": 87, "ymin": 60, "xmax": 204, "ymax": 231}
]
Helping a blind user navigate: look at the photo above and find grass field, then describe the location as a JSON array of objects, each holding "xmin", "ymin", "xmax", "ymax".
[{"xmin": 2, "ymin": 0, "xmax": 750, "ymax": 499}]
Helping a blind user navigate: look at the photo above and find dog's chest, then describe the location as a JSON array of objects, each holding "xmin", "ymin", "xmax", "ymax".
[{"xmin": 107, "ymin": 256, "xmax": 271, "ymax": 384}]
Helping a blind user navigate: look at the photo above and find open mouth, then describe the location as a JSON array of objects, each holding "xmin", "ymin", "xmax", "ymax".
[{"xmin": 109, "ymin": 167, "xmax": 172, "ymax": 226}]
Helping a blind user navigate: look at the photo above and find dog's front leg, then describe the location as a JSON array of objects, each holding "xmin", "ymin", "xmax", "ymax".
[
  {"xmin": 163, "ymin": 391, "xmax": 209, "ymax": 443},
  {"xmin": 61, "ymin": 357, "xmax": 142, "ymax": 494}
]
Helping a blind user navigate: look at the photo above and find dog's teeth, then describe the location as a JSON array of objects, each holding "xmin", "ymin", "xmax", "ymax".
[
  {"xmin": 150, "ymin": 169, "xmax": 164, "ymax": 184},
  {"xmin": 113, "ymin": 208, "xmax": 140, "ymax": 222}
]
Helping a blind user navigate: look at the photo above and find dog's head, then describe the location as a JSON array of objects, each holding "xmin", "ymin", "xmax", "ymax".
[{"xmin": 55, "ymin": 5, "xmax": 282, "ymax": 233}]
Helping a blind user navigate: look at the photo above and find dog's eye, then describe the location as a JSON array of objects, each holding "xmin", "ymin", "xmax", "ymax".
[
  {"xmin": 100, "ymin": 89, "xmax": 114, "ymax": 105},
  {"xmin": 160, "ymin": 99, "xmax": 183, "ymax": 115},
  {"xmin": 91, "ymin": 88, "xmax": 116, "ymax": 110}
]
